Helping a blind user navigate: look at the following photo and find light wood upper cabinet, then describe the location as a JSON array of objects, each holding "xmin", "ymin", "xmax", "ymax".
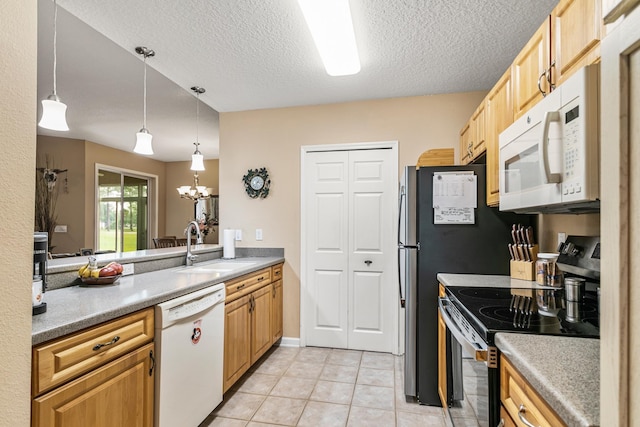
[
  {"xmin": 512, "ymin": 18, "xmax": 551, "ymax": 120},
  {"xmin": 485, "ymin": 68, "xmax": 513, "ymax": 207},
  {"xmin": 551, "ymin": 0, "xmax": 602, "ymax": 87},
  {"xmin": 472, "ymin": 101, "xmax": 486, "ymax": 156},
  {"xmin": 459, "ymin": 120, "xmax": 472, "ymax": 165}
]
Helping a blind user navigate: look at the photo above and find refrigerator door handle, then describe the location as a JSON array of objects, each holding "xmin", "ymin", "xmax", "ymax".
[{"xmin": 397, "ymin": 248, "xmax": 405, "ymax": 308}]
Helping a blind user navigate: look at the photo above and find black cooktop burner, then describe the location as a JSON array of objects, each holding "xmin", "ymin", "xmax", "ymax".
[{"xmin": 446, "ymin": 286, "xmax": 600, "ymax": 344}]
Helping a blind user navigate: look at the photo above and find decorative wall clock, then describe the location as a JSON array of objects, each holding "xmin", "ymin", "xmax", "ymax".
[{"xmin": 243, "ymin": 167, "xmax": 270, "ymax": 198}]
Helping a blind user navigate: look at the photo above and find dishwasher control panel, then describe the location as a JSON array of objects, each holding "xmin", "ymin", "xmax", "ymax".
[{"xmin": 157, "ymin": 283, "xmax": 226, "ymax": 328}]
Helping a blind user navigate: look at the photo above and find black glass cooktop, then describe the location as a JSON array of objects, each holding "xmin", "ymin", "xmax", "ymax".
[{"xmin": 445, "ymin": 286, "xmax": 600, "ymax": 344}]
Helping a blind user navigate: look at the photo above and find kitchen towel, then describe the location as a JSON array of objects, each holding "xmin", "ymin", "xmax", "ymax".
[{"xmin": 223, "ymin": 229, "xmax": 236, "ymax": 259}]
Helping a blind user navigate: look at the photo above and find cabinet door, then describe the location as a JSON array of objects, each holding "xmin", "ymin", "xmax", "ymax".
[
  {"xmin": 551, "ymin": 0, "xmax": 602, "ymax": 87},
  {"xmin": 251, "ymin": 285, "xmax": 273, "ymax": 364},
  {"xmin": 512, "ymin": 18, "xmax": 551, "ymax": 119},
  {"xmin": 459, "ymin": 121, "xmax": 472, "ymax": 165},
  {"xmin": 437, "ymin": 310, "xmax": 448, "ymax": 408},
  {"xmin": 33, "ymin": 343, "xmax": 154, "ymax": 427},
  {"xmin": 485, "ymin": 68, "xmax": 513, "ymax": 206},
  {"xmin": 471, "ymin": 101, "xmax": 486, "ymax": 159},
  {"xmin": 500, "ymin": 405, "xmax": 517, "ymax": 427},
  {"xmin": 271, "ymin": 279, "xmax": 283, "ymax": 344},
  {"xmin": 223, "ymin": 294, "xmax": 251, "ymax": 392}
]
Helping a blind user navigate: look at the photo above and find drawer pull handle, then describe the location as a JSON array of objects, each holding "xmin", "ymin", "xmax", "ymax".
[
  {"xmin": 149, "ymin": 350, "xmax": 155, "ymax": 376},
  {"xmin": 258, "ymin": 276, "xmax": 265, "ymax": 281},
  {"xmin": 92, "ymin": 336, "xmax": 120, "ymax": 351},
  {"xmin": 518, "ymin": 404, "xmax": 539, "ymax": 427},
  {"xmin": 236, "ymin": 284, "xmax": 246, "ymax": 290}
]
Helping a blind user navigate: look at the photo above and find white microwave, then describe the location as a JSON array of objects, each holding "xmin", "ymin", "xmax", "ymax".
[{"xmin": 499, "ymin": 64, "xmax": 600, "ymax": 214}]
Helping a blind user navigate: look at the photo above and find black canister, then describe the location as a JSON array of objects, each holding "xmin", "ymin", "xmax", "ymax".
[{"xmin": 33, "ymin": 232, "xmax": 48, "ymax": 315}]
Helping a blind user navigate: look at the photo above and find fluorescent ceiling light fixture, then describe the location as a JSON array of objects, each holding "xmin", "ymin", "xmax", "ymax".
[{"xmin": 297, "ymin": 0, "xmax": 361, "ymax": 76}]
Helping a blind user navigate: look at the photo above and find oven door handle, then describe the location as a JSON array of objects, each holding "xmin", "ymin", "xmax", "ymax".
[{"xmin": 438, "ymin": 297, "xmax": 488, "ymax": 363}]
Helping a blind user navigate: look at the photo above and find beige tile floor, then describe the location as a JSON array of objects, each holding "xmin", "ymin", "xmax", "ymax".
[{"xmin": 200, "ymin": 346, "xmax": 448, "ymax": 427}]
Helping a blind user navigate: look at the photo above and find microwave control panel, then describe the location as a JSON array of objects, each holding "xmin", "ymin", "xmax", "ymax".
[{"xmin": 562, "ymin": 102, "xmax": 583, "ymax": 197}]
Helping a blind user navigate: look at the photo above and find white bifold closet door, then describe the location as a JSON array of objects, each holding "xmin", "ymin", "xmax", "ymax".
[{"xmin": 304, "ymin": 148, "xmax": 395, "ymax": 353}]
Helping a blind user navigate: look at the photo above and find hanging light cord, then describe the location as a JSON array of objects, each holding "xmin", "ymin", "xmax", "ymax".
[
  {"xmin": 143, "ymin": 53, "xmax": 148, "ymax": 129},
  {"xmin": 52, "ymin": 0, "xmax": 59, "ymax": 96},
  {"xmin": 196, "ymin": 91, "xmax": 200, "ymax": 147}
]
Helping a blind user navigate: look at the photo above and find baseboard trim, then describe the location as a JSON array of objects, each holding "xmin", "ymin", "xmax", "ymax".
[{"xmin": 278, "ymin": 337, "xmax": 300, "ymax": 347}]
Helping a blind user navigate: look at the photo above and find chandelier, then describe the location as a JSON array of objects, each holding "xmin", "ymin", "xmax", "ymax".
[{"xmin": 177, "ymin": 172, "xmax": 214, "ymax": 201}]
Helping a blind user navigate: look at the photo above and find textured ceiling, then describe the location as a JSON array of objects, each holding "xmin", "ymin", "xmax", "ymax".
[{"xmin": 38, "ymin": 0, "xmax": 558, "ymax": 160}]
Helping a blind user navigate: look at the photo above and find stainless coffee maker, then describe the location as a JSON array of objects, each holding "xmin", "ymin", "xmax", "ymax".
[{"xmin": 33, "ymin": 232, "xmax": 48, "ymax": 315}]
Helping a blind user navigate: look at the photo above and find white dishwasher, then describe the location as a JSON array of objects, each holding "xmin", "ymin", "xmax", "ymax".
[{"xmin": 155, "ymin": 283, "xmax": 225, "ymax": 427}]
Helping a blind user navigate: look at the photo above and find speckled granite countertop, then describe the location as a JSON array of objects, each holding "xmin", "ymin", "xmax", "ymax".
[
  {"xmin": 32, "ymin": 256, "xmax": 284, "ymax": 346},
  {"xmin": 437, "ymin": 273, "xmax": 556, "ymax": 289},
  {"xmin": 496, "ymin": 333, "xmax": 599, "ymax": 427}
]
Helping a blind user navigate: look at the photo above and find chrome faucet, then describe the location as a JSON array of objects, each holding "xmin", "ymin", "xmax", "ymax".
[{"xmin": 185, "ymin": 220, "xmax": 202, "ymax": 266}]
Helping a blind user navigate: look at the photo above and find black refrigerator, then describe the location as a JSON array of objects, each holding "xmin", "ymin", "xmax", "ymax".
[{"xmin": 399, "ymin": 164, "xmax": 530, "ymax": 405}]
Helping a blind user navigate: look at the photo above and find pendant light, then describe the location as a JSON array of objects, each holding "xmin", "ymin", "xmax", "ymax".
[
  {"xmin": 134, "ymin": 46, "xmax": 155, "ymax": 155},
  {"xmin": 39, "ymin": 0, "xmax": 69, "ymax": 131},
  {"xmin": 190, "ymin": 86, "xmax": 206, "ymax": 171}
]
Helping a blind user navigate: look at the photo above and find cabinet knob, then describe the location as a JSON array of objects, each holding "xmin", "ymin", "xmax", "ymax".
[{"xmin": 364, "ymin": 260, "xmax": 372, "ymax": 266}]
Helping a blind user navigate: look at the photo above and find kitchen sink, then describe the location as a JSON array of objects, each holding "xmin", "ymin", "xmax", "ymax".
[{"xmin": 176, "ymin": 261, "xmax": 258, "ymax": 274}]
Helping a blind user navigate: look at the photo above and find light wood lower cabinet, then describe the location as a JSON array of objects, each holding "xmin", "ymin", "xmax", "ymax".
[
  {"xmin": 33, "ymin": 343, "xmax": 155, "ymax": 427},
  {"xmin": 223, "ymin": 294, "xmax": 252, "ymax": 391},
  {"xmin": 500, "ymin": 354, "xmax": 566, "ymax": 427},
  {"xmin": 250, "ymin": 285, "xmax": 273, "ymax": 364},
  {"xmin": 32, "ymin": 308, "xmax": 155, "ymax": 427},
  {"xmin": 271, "ymin": 278, "xmax": 283, "ymax": 343},
  {"xmin": 500, "ymin": 405, "xmax": 517, "ymax": 427},
  {"xmin": 437, "ymin": 284, "xmax": 448, "ymax": 408},
  {"xmin": 223, "ymin": 263, "xmax": 284, "ymax": 392}
]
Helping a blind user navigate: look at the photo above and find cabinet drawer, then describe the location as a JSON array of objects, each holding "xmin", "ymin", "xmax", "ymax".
[
  {"xmin": 500, "ymin": 355, "xmax": 565, "ymax": 427},
  {"xmin": 272, "ymin": 263, "xmax": 283, "ymax": 281},
  {"xmin": 225, "ymin": 268, "xmax": 271, "ymax": 300},
  {"xmin": 32, "ymin": 308, "xmax": 154, "ymax": 396}
]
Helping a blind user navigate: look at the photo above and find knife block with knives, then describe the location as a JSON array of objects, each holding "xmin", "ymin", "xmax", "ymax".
[{"xmin": 508, "ymin": 224, "xmax": 538, "ymax": 281}]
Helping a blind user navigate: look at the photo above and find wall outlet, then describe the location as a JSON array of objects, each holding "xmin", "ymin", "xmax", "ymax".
[
  {"xmin": 121, "ymin": 263, "xmax": 135, "ymax": 276},
  {"xmin": 557, "ymin": 232, "xmax": 567, "ymax": 248},
  {"xmin": 54, "ymin": 225, "xmax": 67, "ymax": 233},
  {"xmin": 256, "ymin": 228, "xmax": 263, "ymax": 241},
  {"xmin": 235, "ymin": 229, "xmax": 242, "ymax": 241}
]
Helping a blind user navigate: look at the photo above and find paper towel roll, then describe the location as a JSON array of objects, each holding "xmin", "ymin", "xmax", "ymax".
[{"xmin": 223, "ymin": 229, "xmax": 236, "ymax": 259}]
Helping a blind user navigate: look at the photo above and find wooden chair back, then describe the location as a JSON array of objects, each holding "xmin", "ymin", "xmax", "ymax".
[{"xmin": 153, "ymin": 237, "xmax": 177, "ymax": 248}]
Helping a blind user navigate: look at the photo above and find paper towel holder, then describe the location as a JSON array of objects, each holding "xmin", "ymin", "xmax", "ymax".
[{"xmin": 243, "ymin": 167, "xmax": 270, "ymax": 199}]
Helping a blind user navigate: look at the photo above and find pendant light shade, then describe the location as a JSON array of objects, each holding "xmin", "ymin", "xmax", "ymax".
[
  {"xmin": 39, "ymin": 0, "xmax": 69, "ymax": 131},
  {"xmin": 133, "ymin": 46, "xmax": 155, "ymax": 155},
  {"xmin": 39, "ymin": 96, "xmax": 69, "ymax": 131},
  {"xmin": 190, "ymin": 86, "xmax": 206, "ymax": 171},
  {"xmin": 134, "ymin": 129, "xmax": 154, "ymax": 155},
  {"xmin": 191, "ymin": 150, "xmax": 205, "ymax": 171}
]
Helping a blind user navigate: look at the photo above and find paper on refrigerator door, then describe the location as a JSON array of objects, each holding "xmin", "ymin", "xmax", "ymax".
[{"xmin": 432, "ymin": 172, "xmax": 477, "ymax": 224}]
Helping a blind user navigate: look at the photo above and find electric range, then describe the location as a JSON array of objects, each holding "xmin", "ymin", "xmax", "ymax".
[{"xmin": 438, "ymin": 236, "xmax": 601, "ymax": 427}]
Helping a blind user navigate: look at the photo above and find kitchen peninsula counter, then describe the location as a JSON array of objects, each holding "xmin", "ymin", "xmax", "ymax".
[
  {"xmin": 32, "ymin": 255, "xmax": 284, "ymax": 345},
  {"xmin": 496, "ymin": 333, "xmax": 599, "ymax": 427}
]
